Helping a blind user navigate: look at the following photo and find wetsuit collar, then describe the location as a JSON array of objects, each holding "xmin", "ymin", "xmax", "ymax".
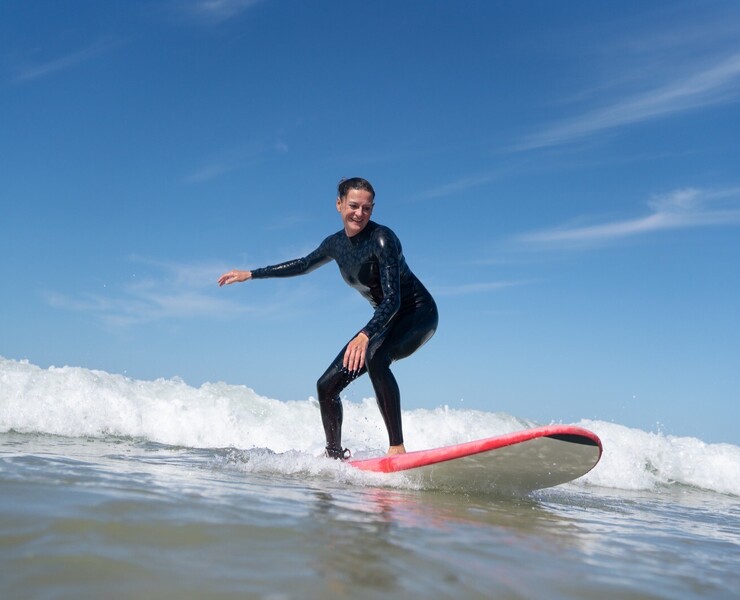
[{"xmin": 348, "ymin": 220, "xmax": 376, "ymax": 244}]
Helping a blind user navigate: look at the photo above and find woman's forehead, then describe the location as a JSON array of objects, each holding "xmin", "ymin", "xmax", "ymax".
[{"xmin": 342, "ymin": 189, "xmax": 374, "ymax": 203}]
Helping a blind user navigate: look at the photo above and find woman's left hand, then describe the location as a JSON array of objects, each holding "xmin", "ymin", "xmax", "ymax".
[{"xmin": 343, "ymin": 332, "xmax": 369, "ymax": 374}]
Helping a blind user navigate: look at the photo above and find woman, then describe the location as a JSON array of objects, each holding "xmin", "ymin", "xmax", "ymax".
[{"xmin": 218, "ymin": 177, "xmax": 438, "ymax": 458}]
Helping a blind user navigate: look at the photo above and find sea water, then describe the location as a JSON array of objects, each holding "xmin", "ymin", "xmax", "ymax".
[{"xmin": 1, "ymin": 356, "xmax": 738, "ymax": 599}]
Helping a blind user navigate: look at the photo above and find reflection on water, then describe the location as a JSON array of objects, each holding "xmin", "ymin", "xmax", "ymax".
[{"xmin": 1, "ymin": 433, "xmax": 738, "ymax": 599}]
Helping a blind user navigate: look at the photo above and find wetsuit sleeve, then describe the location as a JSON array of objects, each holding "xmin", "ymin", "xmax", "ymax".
[
  {"xmin": 251, "ymin": 238, "xmax": 332, "ymax": 279},
  {"xmin": 362, "ymin": 229, "xmax": 402, "ymax": 338}
]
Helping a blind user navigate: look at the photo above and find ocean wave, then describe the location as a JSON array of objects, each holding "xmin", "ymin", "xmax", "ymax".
[{"xmin": 2, "ymin": 356, "xmax": 738, "ymax": 496}]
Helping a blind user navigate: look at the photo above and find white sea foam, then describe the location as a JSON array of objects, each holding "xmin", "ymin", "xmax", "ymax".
[{"xmin": 2, "ymin": 356, "xmax": 738, "ymax": 496}]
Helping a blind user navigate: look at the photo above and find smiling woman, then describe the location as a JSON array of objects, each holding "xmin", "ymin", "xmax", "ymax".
[
  {"xmin": 336, "ymin": 178, "xmax": 375, "ymax": 237},
  {"xmin": 218, "ymin": 178, "xmax": 439, "ymax": 459}
]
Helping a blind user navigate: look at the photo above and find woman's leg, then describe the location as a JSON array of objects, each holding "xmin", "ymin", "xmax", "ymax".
[
  {"xmin": 317, "ymin": 300, "xmax": 438, "ymax": 452},
  {"xmin": 365, "ymin": 301, "xmax": 438, "ymax": 448},
  {"xmin": 316, "ymin": 347, "xmax": 365, "ymax": 451}
]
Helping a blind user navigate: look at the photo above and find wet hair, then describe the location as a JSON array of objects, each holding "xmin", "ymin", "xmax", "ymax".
[{"xmin": 337, "ymin": 177, "xmax": 375, "ymax": 201}]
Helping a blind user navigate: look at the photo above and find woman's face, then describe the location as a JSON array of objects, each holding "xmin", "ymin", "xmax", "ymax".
[{"xmin": 337, "ymin": 188, "xmax": 374, "ymax": 237}]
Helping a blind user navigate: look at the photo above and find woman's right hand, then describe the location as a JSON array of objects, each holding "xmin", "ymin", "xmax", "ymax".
[{"xmin": 217, "ymin": 269, "xmax": 252, "ymax": 286}]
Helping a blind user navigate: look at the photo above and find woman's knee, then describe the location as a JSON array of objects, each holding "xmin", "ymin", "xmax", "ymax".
[
  {"xmin": 316, "ymin": 364, "xmax": 338, "ymax": 401},
  {"xmin": 317, "ymin": 362, "xmax": 358, "ymax": 402}
]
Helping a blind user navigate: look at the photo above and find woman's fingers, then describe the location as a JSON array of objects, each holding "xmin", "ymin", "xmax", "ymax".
[
  {"xmin": 217, "ymin": 270, "xmax": 251, "ymax": 286},
  {"xmin": 343, "ymin": 334, "xmax": 369, "ymax": 373}
]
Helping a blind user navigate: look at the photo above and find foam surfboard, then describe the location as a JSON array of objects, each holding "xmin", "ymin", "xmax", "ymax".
[{"xmin": 349, "ymin": 425, "xmax": 603, "ymax": 494}]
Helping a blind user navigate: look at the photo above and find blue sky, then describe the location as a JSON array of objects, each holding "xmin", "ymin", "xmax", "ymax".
[{"xmin": 2, "ymin": 0, "xmax": 739, "ymax": 444}]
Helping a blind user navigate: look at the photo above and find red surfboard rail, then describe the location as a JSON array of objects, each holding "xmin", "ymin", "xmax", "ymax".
[{"xmin": 349, "ymin": 425, "xmax": 602, "ymax": 474}]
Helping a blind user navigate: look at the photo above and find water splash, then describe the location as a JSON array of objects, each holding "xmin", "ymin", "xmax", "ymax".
[{"xmin": 2, "ymin": 356, "xmax": 738, "ymax": 496}]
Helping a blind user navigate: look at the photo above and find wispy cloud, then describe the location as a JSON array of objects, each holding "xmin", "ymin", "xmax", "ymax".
[
  {"xmin": 411, "ymin": 160, "xmax": 529, "ymax": 201},
  {"xmin": 265, "ymin": 213, "xmax": 314, "ymax": 231},
  {"xmin": 517, "ymin": 187, "xmax": 740, "ymax": 247},
  {"xmin": 183, "ymin": 140, "xmax": 288, "ymax": 184},
  {"xmin": 183, "ymin": 163, "xmax": 236, "ymax": 184},
  {"xmin": 432, "ymin": 280, "xmax": 525, "ymax": 297},
  {"xmin": 45, "ymin": 257, "xmax": 255, "ymax": 328},
  {"xmin": 517, "ymin": 52, "xmax": 740, "ymax": 151},
  {"xmin": 414, "ymin": 175, "xmax": 497, "ymax": 201},
  {"xmin": 183, "ymin": 0, "xmax": 264, "ymax": 24},
  {"xmin": 11, "ymin": 38, "xmax": 122, "ymax": 84}
]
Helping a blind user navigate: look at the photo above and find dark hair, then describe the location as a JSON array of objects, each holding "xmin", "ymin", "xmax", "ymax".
[{"xmin": 337, "ymin": 177, "xmax": 375, "ymax": 201}]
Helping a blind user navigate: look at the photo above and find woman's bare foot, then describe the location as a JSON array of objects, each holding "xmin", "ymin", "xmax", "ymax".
[{"xmin": 387, "ymin": 444, "xmax": 406, "ymax": 455}]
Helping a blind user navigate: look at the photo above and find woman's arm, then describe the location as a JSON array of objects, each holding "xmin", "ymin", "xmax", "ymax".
[{"xmin": 218, "ymin": 236, "xmax": 333, "ymax": 286}]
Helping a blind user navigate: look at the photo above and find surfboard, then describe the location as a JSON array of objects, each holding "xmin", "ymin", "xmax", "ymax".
[{"xmin": 349, "ymin": 425, "xmax": 602, "ymax": 494}]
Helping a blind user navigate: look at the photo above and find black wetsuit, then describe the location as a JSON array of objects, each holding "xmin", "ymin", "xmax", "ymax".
[{"xmin": 251, "ymin": 221, "xmax": 438, "ymax": 449}]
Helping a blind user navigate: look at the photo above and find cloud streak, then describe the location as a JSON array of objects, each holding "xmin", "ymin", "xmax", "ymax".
[
  {"xmin": 12, "ymin": 38, "xmax": 122, "ymax": 84},
  {"xmin": 183, "ymin": 163, "xmax": 236, "ymax": 184},
  {"xmin": 517, "ymin": 52, "xmax": 740, "ymax": 151},
  {"xmin": 183, "ymin": 140, "xmax": 288, "ymax": 184},
  {"xmin": 45, "ymin": 257, "xmax": 254, "ymax": 328},
  {"xmin": 411, "ymin": 160, "xmax": 529, "ymax": 201},
  {"xmin": 517, "ymin": 187, "xmax": 740, "ymax": 247},
  {"xmin": 183, "ymin": 0, "xmax": 264, "ymax": 24},
  {"xmin": 431, "ymin": 280, "xmax": 525, "ymax": 297},
  {"xmin": 414, "ymin": 175, "xmax": 497, "ymax": 201}
]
